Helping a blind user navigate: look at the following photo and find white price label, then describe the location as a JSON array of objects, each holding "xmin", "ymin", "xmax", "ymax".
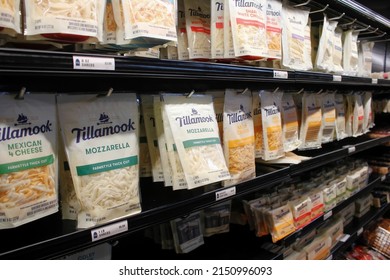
[
  {"xmin": 339, "ymin": 234, "xmax": 351, "ymax": 243},
  {"xmin": 357, "ymin": 227, "xmax": 364, "ymax": 236},
  {"xmin": 326, "ymin": 254, "xmax": 333, "ymax": 260},
  {"xmin": 91, "ymin": 220, "xmax": 128, "ymax": 242},
  {"xmin": 372, "ymin": 78, "xmax": 378, "ymax": 84},
  {"xmin": 381, "ymin": 175, "xmax": 386, "ymax": 181},
  {"xmin": 333, "ymin": 75, "xmax": 342, "ymax": 82},
  {"xmin": 323, "ymin": 210, "xmax": 333, "ymax": 220},
  {"xmin": 216, "ymin": 187, "xmax": 236, "ymax": 201},
  {"xmin": 273, "ymin": 70, "xmax": 288, "ymax": 79},
  {"xmin": 73, "ymin": 56, "xmax": 115, "ymax": 71},
  {"xmin": 343, "ymin": 145, "xmax": 356, "ymax": 153}
]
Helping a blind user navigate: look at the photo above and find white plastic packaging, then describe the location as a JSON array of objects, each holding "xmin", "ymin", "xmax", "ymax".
[{"xmin": 211, "ymin": 0, "xmax": 225, "ymax": 59}]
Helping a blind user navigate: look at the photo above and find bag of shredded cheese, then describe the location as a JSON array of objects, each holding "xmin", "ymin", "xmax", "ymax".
[
  {"xmin": 141, "ymin": 95, "xmax": 164, "ymax": 182},
  {"xmin": 266, "ymin": 0, "xmax": 282, "ymax": 60},
  {"xmin": 208, "ymin": 90, "xmax": 225, "ymax": 145},
  {"xmin": 315, "ymin": 17, "xmax": 337, "ymax": 72},
  {"xmin": 260, "ymin": 90, "xmax": 284, "ymax": 160},
  {"xmin": 223, "ymin": 1, "xmax": 236, "ymax": 59},
  {"xmin": 352, "ymin": 93, "xmax": 364, "ymax": 137},
  {"xmin": 304, "ymin": 19, "xmax": 313, "ymax": 70},
  {"xmin": 281, "ymin": 92, "xmax": 301, "ymax": 152},
  {"xmin": 0, "ymin": 94, "xmax": 58, "ymax": 229},
  {"xmin": 102, "ymin": 0, "xmax": 117, "ymax": 45},
  {"xmin": 24, "ymin": 0, "xmax": 105, "ymax": 43},
  {"xmin": 299, "ymin": 92, "xmax": 323, "ymax": 150},
  {"xmin": 358, "ymin": 41, "xmax": 375, "ymax": 78},
  {"xmin": 334, "ymin": 94, "xmax": 348, "ymax": 140},
  {"xmin": 342, "ymin": 30, "xmax": 359, "ymax": 76},
  {"xmin": 345, "ymin": 94, "xmax": 354, "ymax": 137},
  {"xmin": 363, "ymin": 91, "xmax": 374, "ymax": 133},
  {"xmin": 153, "ymin": 96, "xmax": 173, "ymax": 187},
  {"xmin": 229, "ymin": 0, "xmax": 268, "ymax": 60},
  {"xmin": 184, "ymin": 0, "xmax": 211, "ymax": 60},
  {"xmin": 321, "ymin": 92, "xmax": 336, "ymax": 143},
  {"xmin": 139, "ymin": 110, "xmax": 152, "ymax": 178},
  {"xmin": 253, "ymin": 90, "xmax": 263, "ymax": 158},
  {"xmin": 211, "ymin": 0, "xmax": 225, "ymax": 60},
  {"xmin": 177, "ymin": 0, "xmax": 190, "ymax": 60},
  {"xmin": 332, "ymin": 27, "xmax": 344, "ymax": 74},
  {"xmin": 0, "ymin": 0, "xmax": 21, "ymax": 36},
  {"xmin": 57, "ymin": 93, "xmax": 141, "ymax": 228},
  {"xmin": 281, "ymin": 3, "xmax": 310, "ymax": 70},
  {"xmin": 223, "ymin": 89, "xmax": 255, "ymax": 187},
  {"xmin": 162, "ymin": 94, "xmax": 230, "ymax": 189}
]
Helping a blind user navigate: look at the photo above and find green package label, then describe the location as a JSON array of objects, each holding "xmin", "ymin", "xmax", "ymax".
[
  {"xmin": 0, "ymin": 155, "xmax": 54, "ymax": 174},
  {"xmin": 183, "ymin": 137, "xmax": 220, "ymax": 148},
  {"xmin": 76, "ymin": 156, "xmax": 138, "ymax": 176}
]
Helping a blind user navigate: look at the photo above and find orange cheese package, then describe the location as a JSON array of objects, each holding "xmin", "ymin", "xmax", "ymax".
[
  {"xmin": 223, "ymin": 89, "xmax": 255, "ymax": 187},
  {"xmin": 321, "ymin": 92, "xmax": 336, "ymax": 144},
  {"xmin": 252, "ymin": 90, "xmax": 263, "ymax": 158},
  {"xmin": 0, "ymin": 94, "xmax": 59, "ymax": 229},
  {"xmin": 0, "ymin": 0, "xmax": 21, "ymax": 36},
  {"xmin": 265, "ymin": 0, "xmax": 282, "ymax": 60},
  {"xmin": 266, "ymin": 204, "xmax": 296, "ymax": 242},
  {"xmin": 57, "ymin": 93, "xmax": 142, "ymax": 228},
  {"xmin": 299, "ymin": 92, "xmax": 323, "ymax": 150},
  {"xmin": 281, "ymin": 92, "xmax": 301, "ymax": 152}
]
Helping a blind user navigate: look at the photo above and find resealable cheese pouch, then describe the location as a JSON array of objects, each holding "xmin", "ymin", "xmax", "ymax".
[
  {"xmin": 363, "ymin": 91, "xmax": 374, "ymax": 133},
  {"xmin": 184, "ymin": 0, "xmax": 211, "ymax": 60},
  {"xmin": 358, "ymin": 41, "xmax": 375, "ymax": 78},
  {"xmin": 228, "ymin": 0, "xmax": 267, "ymax": 60},
  {"xmin": 177, "ymin": 0, "xmax": 190, "ymax": 60},
  {"xmin": 141, "ymin": 95, "xmax": 164, "ymax": 182},
  {"xmin": 299, "ymin": 92, "xmax": 323, "ymax": 150},
  {"xmin": 315, "ymin": 17, "xmax": 337, "ymax": 72},
  {"xmin": 0, "ymin": 94, "xmax": 58, "ymax": 229},
  {"xmin": 0, "ymin": 0, "xmax": 21, "ymax": 36},
  {"xmin": 281, "ymin": 3, "xmax": 310, "ymax": 70},
  {"xmin": 321, "ymin": 92, "xmax": 336, "ymax": 144},
  {"xmin": 223, "ymin": 1, "xmax": 236, "ymax": 59},
  {"xmin": 139, "ymin": 111, "xmax": 152, "ymax": 178},
  {"xmin": 332, "ymin": 27, "xmax": 344, "ymax": 74},
  {"xmin": 102, "ymin": 0, "xmax": 117, "ymax": 45},
  {"xmin": 260, "ymin": 90, "xmax": 284, "ymax": 160},
  {"xmin": 223, "ymin": 89, "xmax": 255, "ymax": 187},
  {"xmin": 304, "ymin": 20, "xmax": 313, "ymax": 70},
  {"xmin": 281, "ymin": 92, "xmax": 301, "ymax": 152},
  {"xmin": 342, "ymin": 30, "xmax": 359, "ymax": 76},
  {"xmin": 253, "ymin": 90, "xmax": 263, "ymax": 158},
  {"xmin": 266, "ymin": 0, "xmax": 282, "ymax": 60},
  {"xmin": 334, "ymin": 94, "xmax": 348, "ymax": 140},
  {"xmin": 24, "ymin": 0, "xmax": 105, "ymax": 43},
  {"xmin": 57, "ymin": 93, "xmax": 141, "ymax": 228},
  {"xmin": 162, "ymin": 94, "xmax": 230, "ymax": 189},
  {"xmin": 211, "ymin": 0, "xmax": 224, "ymax": 60}
]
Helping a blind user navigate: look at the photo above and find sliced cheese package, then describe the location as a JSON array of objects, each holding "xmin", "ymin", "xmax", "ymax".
[
  {"xmin": 303, "ymin": 235, "xmax": 332, "ymax": 260},
  {"xmin": 260, "ymin": 90, "xmax": 284, "ymax": 160},
  {"xmin": 299, "ymin": 92, "xmax": 323, "ymax": 150},
  {"xmin": 266, "ymin": 204, "xmax": 296, "ymax": 243},
  {"xmin": 141, "ymin": 95, "xmax": 164, "ymax": 182},
  {"xmin": 162, "ymin": 94, "xmax": 230, "ymax": 189},
  {"xmin": 57, "ymin": 93, "xmax": 141, "ymax": 228},
  {"xmin": 281, "ymin": 92, "xmax": 301, "ymax": 152},
  {"xmin": 153, "ymin": 96, "xmax": 173, "ymax": 187},
  {"xmin": 243, "ymin": 196, "xmax": 268, "ymax": 231},
  {"xmin": 321, "ymin": 92, "xmax": 336, "ymax": 144},
  {"xmin": 342, "ymin": 30, "xmax": 359, "ymax": 76},
  {"xmin": 266, "ymin": 0, "xmax": 282, "ymax": 60},
  {"xmin": 229, "ymin": 0, "xmax": 268, "ymax": 60},
  {"xmin": 223, "ymin": 89, "xmax": 255, "ymax": 187},
  {"xmin": 281, "ymin": 3, "xmax": 310, "ymax": 70},
  {"xmin": 24, "ymin": 0, "xmax": 105, "ymax": 43},
  {"xmin": 334, "ymin": 94, "xmax": 348, "ymax": 140},
  {"xmin": 0, "ymin": 94, "xmax": 59, "ymax": 229},
  {"xmin": 289, "ymin": 196, "xmax": 312, "ymax": 229},
  {"xmin": 253, "ymin": 90, "xmax": 264, "ymax": 158},
  {"xmin": 177, "ymin": 0, "xmax": 190, "ymax": 60},
  {"xmin": 0, "ymin": 0, "xmax": 21, "ymax": 36},
  {"xmin": 139, "ymin": 111, "xmax": 152, "ymax": 178},
  {"xmin": 184, "ymin": 0, "xmax": 211, "ymax": 60},
  {"xmin": 211, "ymin": 0, "xmax": 225, "ymax": 60}
]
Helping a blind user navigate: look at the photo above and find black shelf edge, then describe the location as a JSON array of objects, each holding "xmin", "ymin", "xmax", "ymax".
[{"xmin": 345, "ymin": 135, "xmax": 390, "ymax": 155}]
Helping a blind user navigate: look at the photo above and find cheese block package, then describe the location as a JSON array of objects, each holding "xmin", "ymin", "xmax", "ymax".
[
  {"xmin": 24, "ymin": 0, "xmax": 105, "ymax": 43},
  {"xmin": 0, "ymin": 0, "xmax": 21, "ymax": 36},
  {"xmin": 0, "ymin": 94, "xmax": 58, "ymax": 229},
  {"xmin": 57, "ymin": 93, "xmax": 141, "ymax": 228},
  {"xmin": 223, "ymin": 89, "xmax": 255, "ymax": 187},
  {"xmin": 228, "ymin": 0, "xmax": 268, "ymax": 60},
  {"xmin": 184, "ymin": 0, "xmax": 211, "ymax": 60},
  {"xmin": 211, "ymin": 0, "xmax": 225, "ymax": 60},
  {"xmin": 202, "ymin": 200, "xmax": 231, "ymax": 237},
  {"xmin": 102, "ymin": 0, "xmax": 117, "ymax": 45},
  {"xmin": 162, "ymin": 94, "xmax": 230, "ymax": 189}
]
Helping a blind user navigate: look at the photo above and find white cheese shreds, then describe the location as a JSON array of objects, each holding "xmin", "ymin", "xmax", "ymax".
[
  {"xmin": 0, "ymin": 0, "xmax": 21, "ymax": 36},
  {"xmin": 281, "ymin": 92, "xmax": 301, "ymax": 152},
  {"xmin": 223, "ymin": 89, "xmax": 255, "ymax": 187},
  {"xmin": 260, "ymin": 90, "xmax": 284, "ymax": 160},
  {"xmin": 332, "ymin": 27, "xmax": 344, "ymax": 74},
  {"xmin": 266, "ymin": 0, "xmax": 282, "ymax": 59},
  {"xmin": 342, "ymin": 30, "xmax": 359, "ymax": 76},
  {"xmin": 177, "ymin": 0, "xmax": 190, "ymax": 60},
  {"xmin": 358, "ymin": 41, "xmax": 375, "ymax": 78},
  {"xmin": 223, "ymin": 2, "xmax": 236, "ymax": 59},
  {"xmin": 141, "ymin": 95, "xmax": 164, "ymax": 182},
  {"xmin": 211, "ymin": 0, "xmax": 224, "ymax": 59},
  {"xmin": 121, "ymin": 0, "xmax": 177, "ymax": 44},
  {"xmin": 57, "ymin": 93, "xmax": 141, "ymax": 228},
  {"xmin": 253, "ymin": 90, "xmax": 263, "ymax": 158},
  {"xmin": 334, "ymin": 94, "xmax": 348, "ymax": 140},
  {"xmin": 321, "ymin": 92, "xmax": 336, "ymax": 144},
  {"xmin": 229, "ymin": 0, "xmax": 268, "ymax": 59},
  {"xmin": 0, "ymin": 94, "xmax": 58, "ymax": 229},
  {"xmin": 162, "ymin": 94, "xmax": 230, "ymax": 189},
  {"xmin": 170, "ymin": 211, "xmax": 204, "ymax": 254},
  {"xmin": 184, "ymin": 0, "xmax": 211, "ymax": 60},
  {"xmin": 299, "ymin": 92, "xmax": 323, "ymax": 150},
  {"xmin": 24, "ymin": 0, "xmax": 105, "ymax": 43},
  {"xmin": 315, "ymin": 17, "xmax": 337, "ymax": 72},
  {"xmin": 281, "ymin": 4, "xmax": 309, "ymax": 70},
  {"xmin": 202, "ymin": 201, "xmax": 231, "ymax": 237},
  {"xmin": 139, "ymin": 111, "xmax": 152, "ymax": 178},
  {"xmin": 153, "ymin": 96, "xmax": 173, "ymax": 187}
]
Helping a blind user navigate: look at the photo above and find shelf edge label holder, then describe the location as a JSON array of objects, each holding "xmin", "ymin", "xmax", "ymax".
[
  {"xmin": 323, "ymin": 210, "xmax": 333, "ymax": 221},
  {"xmin": 216, "ymin": 186, "xmax": 236, "ymax": 201},
  {"xmin": 91, "ymin": 220, "xmax": 128, "ymax": 242},
  {"xmin": 333, "ymin": 75, "xmax": 342, "ymax": 82},
  {"xmin": 372, "ymin": 78, "xmax": 378, "ymax": 84},
  {"xmin": 73, "ymin": 56, "xmax": 115, "ymax": 71},
  {"xmin": 273, "ymin": 70, "xmax": 288, "ymax": 79}
]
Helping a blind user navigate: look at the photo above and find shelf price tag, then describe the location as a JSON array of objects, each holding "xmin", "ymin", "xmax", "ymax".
[
  {"xmin": 333, "ymin": 75, "xmax": 342, "ymax": 82},
  {"xmin": 216, "ymin": 187, "xmax": 236, "ymax": 201},
  {"xmin": 357, "ymin": 227, "xmax": 364, "ymax": 236},
  {"xmin": 273, "ymin": 70, "xmax": 288, "ymax": 79},
  {"xmin": 381, "ymin": 175, "xmax": 386, "ymax": 181},
  {"xmin": 73, "ymin": 56, "xmax": 115, "ymax": 71},
  {"xmin": 343, "ymin": 145, "xmax": 356, "ymax": 154},
  {"xmin": 91, "ymin": 220, "xmax": 128, "ymax": 242},
  {"xmin": 323, "ymin": 210, "xmax": 332, "ymax": 221},
  {"xmin": 372, "ymin": 78, "xmax": 378, "ymax": 84},
  {"xmin": 339, "ymin": 234, "xmax": 351, "ymax": 243}
]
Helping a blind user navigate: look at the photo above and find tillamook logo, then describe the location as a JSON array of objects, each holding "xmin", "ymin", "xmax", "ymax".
[
  {"xmin": 263, "ymin": 103, "xmax": 280, "ymax": 117},
  {"xmin": 283, "ymin": 101, "xmax": 295, "ymax": 111},
  {"xmin": 235, "ymin": 0, "xmax": 263, "ymax": 10},
  {"xmin": 215, "ymin": 1, "xmax": 224, "ymax": 11},
  {"xmin": 227, "ymin": 104, "xmax": 252, "ymax": 125},
  {"xmin": 189, "ymin": 7, "xmax": 210, "ymax": 18},
  {"xmin": 71, "ymin": 113, "xmax": 136, "ymax": 143},
  {"xmin": 175, "ymin": 108, "xmax": 214, "ymax": 127},
  {"xmin": 0, "ymin": 113, "xmax": 52, "ymax": 142},
  {"xmin": 267, "ymin": 3, "xmax": 281, "ymax": 16}
]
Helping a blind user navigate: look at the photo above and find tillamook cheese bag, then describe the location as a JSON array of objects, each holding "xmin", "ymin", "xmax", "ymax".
[
  {"xmin": 363, "ymin": 91, "xmax": 374, "ymax": 133},
  {"xmin": 332, "ymin": 27, "xmax": 344, "ymax": 74},
  {"xmin": 299, "ymin": 92, "xmax": 323, "ymax": 150},
  {"xmin": 321, "ymin": 92, "xmax": 336, "ymax": 144},
  {"xmin": 57, "ymin": 94, "xmax": 141, "ymax": 228},
  {"xmin": 229, "ymin": 0, "xmax": 268, "ymax": 60},
  {"xmin": 223, "ymin": 89, "xmax": 255, "ymax": 187},
  {"xmin": 0, "ymin": 0, "xmax": 21, "ymax": 36},
  {"xmin": 334, "ymin": 94, "xmax": 347, "ymax": 140},
  {"xmin": 266, "ymin": 0, "xmax": 282, "ymax": 60},
  {"xmin": 211, "ymin": 0, "xmax": 225, "ymax": 59},
  {"xmin": 281, "ymin": 92, "xmax": 300, "ymax": 152},
  {"xmin": 223, "ymin": 1, "xmax": 236, "ymax": 59},
  {"xmin": 139, "ymin": 111, "xmax": 152, "ymax": 178},
  {"xmin": 253, "ymin": 90, "xmax": 263, "ymax": 158},
  {"xmin": 0, "ymin": 94, "xmax": 58, "ymax": 229},
  {"xmin": 315, "ymin": 17, "xmax": 337, "ymax": 72},
  {"xmin": 342, "ymin": 30, "xmax": 359, "ymax": 76},
  {"xmin": 162, "ymin": 94, "xmax": 230, "ymax": 189},
  {"xmin": 184, "ymin": 0, "xmax": 211, "ymax": 60},
  {"xmin": 177, "ymin": 0, "xmax": 190, "ymax": 60},
  {"xmin": 24, "ymin": 0, "xmax": 105, "ymax": 43}
]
